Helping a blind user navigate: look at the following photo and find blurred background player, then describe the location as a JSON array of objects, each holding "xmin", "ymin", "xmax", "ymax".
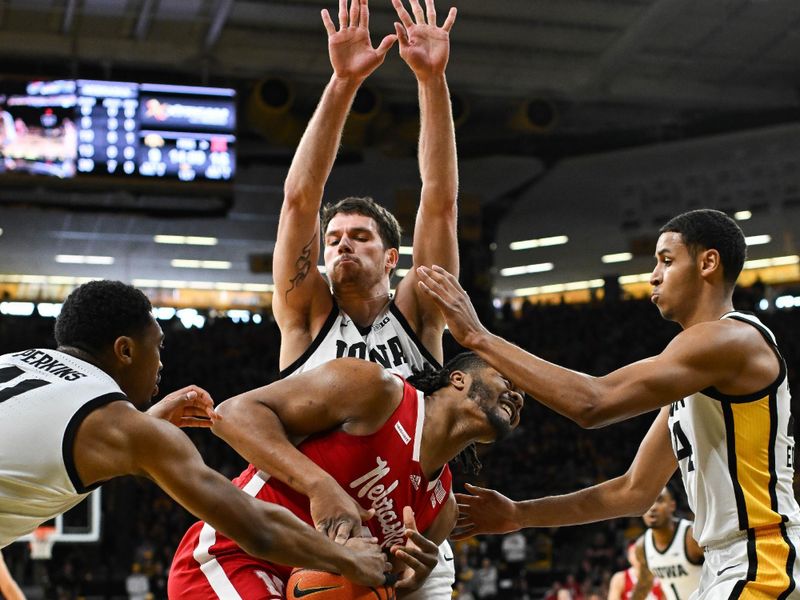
[
  {"xmin": 608, "ymin": 543, "xmax": 663, "ymax": 600},
  {"xmin": 631, "ymin": 486, "xmax": 702, "ymax": 600},
  {"xmin": 272, "ymin": 0, "xmax": 460, "ymax": 597}
]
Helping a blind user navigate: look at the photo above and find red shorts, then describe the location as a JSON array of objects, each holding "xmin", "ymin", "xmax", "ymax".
[{"xmin": 168, "ymin": 521, "xmax": 290, "ymax": 599}]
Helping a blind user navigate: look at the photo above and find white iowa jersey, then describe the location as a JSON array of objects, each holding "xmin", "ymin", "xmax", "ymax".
[
  {"xmin": 668, "ymin": 312, "xmax": 800, "ymax": 547},
  {"xmin": 280, "ymin": 299, "xmax": 441, "ymax": 379},
  {"xmin": 0, "ymin": 349, "xmax": 126, "ymax": 547},
  {"xmin": 644, "ymin": 519, "xmax": 702, "ymax": 600}
]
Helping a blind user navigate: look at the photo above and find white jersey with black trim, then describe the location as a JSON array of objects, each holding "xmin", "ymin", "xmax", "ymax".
[
  {"xmin": 644, "ymin": 519, "xmax": 702, "ymax": 600},
  {"xmin": 280, "ymin": 299, "xmax": 441, "ymax": 379},
  {"xmin": 0, "ymin": 349, "xmax": 126, "ymax": 548},
  {"xmin": 667, "ymin": 311, "xmax": 800, "ymax": 549}
]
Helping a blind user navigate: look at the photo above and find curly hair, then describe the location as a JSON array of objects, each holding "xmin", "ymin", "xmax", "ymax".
[
  {"xmin": 55, "ymin": 280, "xmax": 153, "ymax": 355},
  {"xmin": 408, "ymin": 352, "xmax": 490, "ymax": 475}
]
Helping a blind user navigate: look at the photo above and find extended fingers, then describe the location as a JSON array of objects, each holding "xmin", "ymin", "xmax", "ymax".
[
  {"xmin": 408, "ymin": 0, "xmax": 426, "ymax": 23},
  {"xmin": 349, "ymin": 0, "xmax": 360, "ymax": 29},
  {"xmin": 442, "ymin": 6, "xmax": 456, "ymax": 32},
  {"xmin": 391, "ymin": 0, "xmax": 414, "ymax": 30},
  {"xmin": 424, "ymin": 0, "xmax": 436, "ymax": 25},
  {"xmin": 359, "ymin": 0, "xmax": 369, "ymax": 28},
  {"xmin": 321, "ymin": 9, "xmax": 336, "ymax": 35},
  {"xmin": 339, "ymin": 0, "xmax": 348, "ymax": 28}
]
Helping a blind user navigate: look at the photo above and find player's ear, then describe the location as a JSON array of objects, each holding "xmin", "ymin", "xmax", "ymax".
[
  {"xmin": 385, "ymin": 247, "xmax": 399, "ymax": 272},
  {"xmin": 699, "ymin": 248, "xmax": 721, "ymax": 279},
  {"xmin": 112, "ymin": 336, "xmax": 135, "ymax": 365},
  {"xmin": 449, "ymin": 369, "xmax": 468, "ymax": 391}
]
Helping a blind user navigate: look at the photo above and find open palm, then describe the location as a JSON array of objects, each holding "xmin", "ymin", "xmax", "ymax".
[
  {"xmin": 392, "ymin": 0, "xmax": 457, "ymax": 80},
  {"xmin": 323, "ymin": 0, "xmax": 397, "ymax": 81}
]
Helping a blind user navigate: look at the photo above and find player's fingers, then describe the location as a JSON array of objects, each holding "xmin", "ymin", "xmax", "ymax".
[
  {"xmin": 338, "ymin": 0, "xmax": 348, "ymax": 28},
  {"xmin": 360, "ymin": 507, "xmax": 376, "ymax": 522},
  {"xmin": 321, "ymin": 9, "xmax": 336, "ymax": 35},
  {"xmin": 349, "ymin": 0, "xmax": 360, "ymax": 28},
  {"xmin": 424, "ymin": 0, "xmax": 436, "ymax": 25},
  {"xmin": 376, "ymin": 33, "xmax": 398, "ymax": 57},
  {"xmin": 391, "ymin": 0, "xmax": 414, "ymax": 30},
  {"xmin": 178, "ymin": 416, "xmax": 214, "ymax": 428},
  {"xmin": 442, "ymin": 6, "xmax": 456, "ymax": 32},
  {"xmin": 393, "ymin": 22, "xmax": 408, "ymax": 47},
  {"xmin": 402, "ymin": 506, "xmax": 418, "ymax": 531},
  {"xmin": 450, "ymin": 525, "xmax": 476, "ymax": 541},
  {"xmin": 359, "ymin": 0, "xmax": 369, "ymax": 28},
  {"xmin": 404, "ymin": 529, "xmax": 438, "ymax": 553},
  {"xmin": 408, "ymin": 0, "xmax": 425, "ymax": 23},
  {"xmin": 464, "ymin": 482, "xmax": 490, "ymax": 494},
  {"xmin": 334, "ymin": 521, "xmax": 355, "ymax": 545}
]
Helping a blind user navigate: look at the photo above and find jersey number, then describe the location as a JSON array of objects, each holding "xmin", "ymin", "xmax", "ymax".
[
  {"xmin": 0, "ymin": 366, "xmax": 51, "ymax": 403},
  {"xmin": 671, "ymin": 420, "xmax": 695, "ymax": 472}
]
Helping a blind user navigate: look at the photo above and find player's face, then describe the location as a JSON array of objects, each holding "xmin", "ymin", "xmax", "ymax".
[
  {"xmin": 649, "ymin": 232, "xmax": 702, "ymax": 322},
  {"xmin": 124, "ymin": 316, "xmax": 164, "ymax": 409},
  {"xmin": 323, "ymin": 213, "xmax": 395, "ymax": 288},
  {"xmin": 642, "ymin": 488, "xmax": 675, "ymax": 529},
  {"xmin": 469, "ymin": 367, "xmax": 524, "ymax": 442}
]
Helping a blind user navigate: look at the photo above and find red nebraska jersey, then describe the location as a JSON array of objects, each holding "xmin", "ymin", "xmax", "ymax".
[{"xmin": 168, "ymin": 377, "xmax": 452, "ymax": 598}]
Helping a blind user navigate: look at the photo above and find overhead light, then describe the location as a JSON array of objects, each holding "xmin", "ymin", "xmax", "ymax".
[
  {"xmin": 399, "ymin": 246, "xmax": 413, "ymax": 255},
  {"xmin": 37, "ymin": 303, "xmax": 62, "ymax": 317},
  {"xmin": 55, "ymin": 255, "xmax": 115, "ymax": 265},
  {"xmin": 734, "ymin": 210, "xmax": 752, "ymax": 221},
  {"xmin": 745, "ymin": 234, "xmax": 771, "ymax": 246},
  {"xmin": 601, "ymin": 252, "xmax": 633, "ymax": 264},
  {"xmin": 0, "ymin": 302, "xmax": 35, "ymax": 316},
  {"xmin": 0, "ymin": 227, "xmax": 3, "ymax": 236},
  {"xmin": 618, "ymin": 273, "xmax": 651, "ymax": 284},
  {"xmin": 509, "ymin": 235, "xmax": 569, "ymax": 251},
  {"xmin": 170, "ymin": 259, "xmax": 231, "ymax": 269},
  {"xmin": 500, "ymin": 262, "xmax": 554, "ymax": 276},
  {"xmin": 743, "ymin": 255, "xmax": 798, "ymax": 269},
  {"xmin": 154, "ymin": 235, "xmax": 218, "ymax": 246},
  {"xmin": 513, "ymin": 279, "xmax": 603, "ymax": 297},
  {"xmin": 395, "ymin": 268, "xmax": 410, "ymax": 277}
]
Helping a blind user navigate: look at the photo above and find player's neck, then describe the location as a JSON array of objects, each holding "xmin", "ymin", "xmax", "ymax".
[
  {"xmin": 57, "ymin": 345, "xmax": 106, "ymax": 372},
  {"xmin": 678, "ymin": 293, "xmax": 734, "ymax": 329},
  {"xmin": 652, "ymin": 521, "xmax": 678, "ymax": 549},
  {"xmin": 333, "ymin": 285, "xmax": 392, "ymax": 328}
]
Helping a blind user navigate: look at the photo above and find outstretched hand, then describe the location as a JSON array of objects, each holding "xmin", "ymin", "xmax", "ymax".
[
  {"xmin": 392, "ymin": 0, "xmax": 456, "ymax": 80},
  {"xmin": 452, "ymin": 483, "xmax": 521, "ymax": 540},
  {"xmin": 416, "ymin": 265, "xmax": 488, "ymax": 348},
  {"xmin": 147, "ymin": 385, "xmax": 217, "ymax": 428},
  {"xmin": 391, "ymin": 506, "xmax": 439, "ymax": 591},
  {"xmin": 322, "ymin": 0, "xmax": 397, "ymax": 82}
]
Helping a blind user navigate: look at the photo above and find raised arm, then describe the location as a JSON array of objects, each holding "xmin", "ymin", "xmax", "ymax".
[
  {"xmin": 74, "ymin": 402, "xmax": 389, "ymax": 586},
  {"xmin": 452, "ymin": 408, "xmax": 677, "ymax": 539},
  {"xmin": 417, "ymin": 265, "xmax": 761, "ymax": 428},
  {"xmin": 274, "ymin": 0, "xmax": 397, "ymax": 361},
  {"xmin": 213, "ymin": 359, "xmax": 402, "ymax": 542},
  {"xmin": 391, "ymin": 0, "xmax": 459, "ymax": 351},
  {"xmin": 630, "ymin": 537, "xmax": 655, "ymax": 600}
]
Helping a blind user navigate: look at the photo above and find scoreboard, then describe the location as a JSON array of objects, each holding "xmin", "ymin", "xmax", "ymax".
[{"xmin": 0, "ymin": 79, "xmax": 236, "ymax": 182}]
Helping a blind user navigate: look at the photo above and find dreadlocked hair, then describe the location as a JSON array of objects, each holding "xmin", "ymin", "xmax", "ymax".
[{"xmin": 407, "ymin": 352, "xmax": 489, "ymax": 475}]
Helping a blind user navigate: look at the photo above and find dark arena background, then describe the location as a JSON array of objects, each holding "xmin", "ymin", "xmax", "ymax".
[{"xmin": 2, "ymin": 1, "xmax": 800, "ymax": 598}]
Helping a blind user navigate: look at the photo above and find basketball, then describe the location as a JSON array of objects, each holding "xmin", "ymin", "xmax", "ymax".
[{"xmin": 286, "ymin": 568, "xmax": 396, "ymax": 600}]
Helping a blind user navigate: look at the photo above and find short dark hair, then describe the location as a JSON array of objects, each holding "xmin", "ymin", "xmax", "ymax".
[
  {"xmin": 320, "ymin": 195, "xmax": 402, "ymax": 252},
  {"xmin": 55, "ymin": 281, "xmax": 153, "ymax": 355},
  {"xmin": 408, "ymin": 352, "xmax": 490, "ymax": 475},
  {"xmin": 659, "ymin": 209, "xmax": 746, "ymax": 286}
]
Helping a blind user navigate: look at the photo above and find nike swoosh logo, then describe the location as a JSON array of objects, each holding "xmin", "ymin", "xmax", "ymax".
[
  {"xmin": 292, "ymin": 582, "xmax": 343, "ymax": 597},
  {"xmin": 717, "ymin": 564, "xmax": 741, "ymax": 576},
  {"xmin": 444, "ymin": 555, "xmax": 454, "ymax": 561}
]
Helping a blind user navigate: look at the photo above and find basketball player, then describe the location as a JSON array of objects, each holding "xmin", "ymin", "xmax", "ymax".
[
  {"xmin": 167, "ymin": 353, "xmax": 524, "ymax": 598},
  {"xmin": 418, "ymin": 209, "xmax": 800, "ymax": 598},
  {"xmin": 630, "ymin": 486, "xmax": 702, "ymax": 600},
  {"xmin": 0, "ymin": 281, "xmax": 387, "ymax": 587},
  {"xmin": 274, "ymin": 0, "xmax": 459, "ymax": 596},
  {"xmin": 608, "ymin": 542, "xmax": 664, "ymax": 600}
]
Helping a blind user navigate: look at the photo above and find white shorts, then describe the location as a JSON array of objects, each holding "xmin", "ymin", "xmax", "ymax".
[
  {"xmin": 693, "ymin": 524, "xmax": 800, "ymax": 599},
  {"xmin": 402, "ymin": 540, "xmax": 455, "ymax": 600}
]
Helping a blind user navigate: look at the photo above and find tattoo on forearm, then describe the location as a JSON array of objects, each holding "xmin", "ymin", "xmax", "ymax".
[{"xmin": 285, "ymin": 237, "xmax": 314, "ymax": 300}]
